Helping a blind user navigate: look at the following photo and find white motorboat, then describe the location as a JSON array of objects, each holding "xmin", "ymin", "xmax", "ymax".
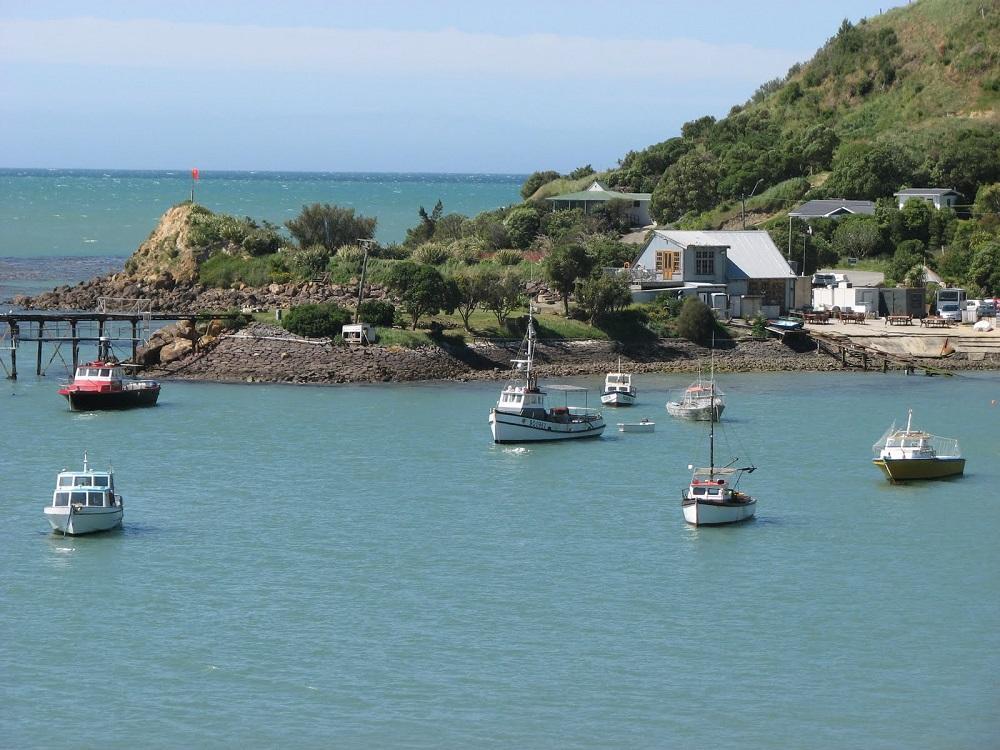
[
  {"xmin": 43, "ymin": 453, "xmax": 124, "ymax": 535},
  {"xmin": 617, "ymin": 418, "xmax": 655, "ymax": 433},
  {"xmin": 681, "ymin": 382, "xmax": 756, "ymax": 526},
  {"xmin": 872, "ymin": 409, "xmax": 965, "ymax": 482},
  {"xmin": 489, "ymin": 308, "xmax": 605, "ymax": 443},
  {"xmin": 601, "ymin": 360, "xmax": 636, "ymax": 406}
]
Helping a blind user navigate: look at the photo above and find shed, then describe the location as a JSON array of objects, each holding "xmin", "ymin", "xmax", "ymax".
[
  {"xmin": 342, "ymin": 323, "xmax": 377, "ymax": 344},
  {"xmin": 894, "ymin": 188, "xmax": 963, "ymax": 210}
]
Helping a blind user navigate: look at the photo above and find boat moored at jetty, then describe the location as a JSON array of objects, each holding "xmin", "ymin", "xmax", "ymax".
[
  {"xmin": 489, "ymin": 309, "xmax": 605, "ymax": 443},
  {"xmin": 872, "ymin": 409, "xmax": 965, "ymax": 482},
  {"xmin": 601, "ymin": 360, "xmax": 636, "ymax": 406},
  {"xmin": 58, "ymin": 360, "xmax": 160, "ymax": 411},
  {"xmin": 43, "ymin": 454, "xmax": 124, "ymax": 535},
  {"xmin": 681, "ymin": 381, "xmax": 756, "ymax": 526}
]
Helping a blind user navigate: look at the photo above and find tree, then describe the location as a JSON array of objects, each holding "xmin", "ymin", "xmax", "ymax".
[
  {"xmin": 544, "ymin": 242, "xmax": 594, "ymax": 315},
  {"xmin": 885, "ymin": 241, "xmax": 926, "ymax": 287},
  {"xmin": 650, "ymin": 148, "xmax": 720, "ymax": 223},
  {"xmin": 285, "ymin": 203, "xmax": 376, "ymax": 252},
  {"xmin": 384, "ymin": 261, "xmax": 453, "ymax": 329},
  {"xmin": 974, "ymin": 183, "xmax": 1000, "ymax": 218},
  {"xmin": 575, "ymin": 274, "xmax": 632, "ymax": 324},
  {"xmin": 520, "ymin": 170, "xmax": 561, "ymax": 200},
  {"xmin": 451, "ymin": 268, "xmax": 489, "ymax": 331},
  {"xmin": 967, "ymin": 241, "xmax": 1000, "ymax": 296},
  {"xmin": 585, "ymin": 234, "xmax": 637, "ymax": 268},
  {"xmin": 568, "ymin": 164, "xmax": 595, "ymax": 180},
  {"xmin": 832, "ymin": 215, "xmax": 881, "ymax": 259},
  {"xmin": 675, "ymin": 297, "xmax": 717, "ymax": 344},
  {"xmin": 403, "ymin": 200, "xmax": 445, "ymax": 247},
  {"xmin": 798, "ymin": 125, "xmax": 839, "ymax": 173},
  {"xmin": 822, "ymin": 141, "xmax": 917, "ymax": 200},
  {"xmin": 481, "ymin": 268, "xmax": 524, "ymax": 327},
  {"xmin": 899, "ymin": 198, "xmax": 933, "ymax": 245},
  {"xmin": 357, "ymin": 299, "xmax": 396, "ymax": 327},
  {"xmin": 592, "ymin": 198, "xmax": 634, "ymax": 233},
  {"xmin": 503, "ymin": 205, "xmax": 541, "ymax": 249},
  {"xmin": 281, "ymin": 302, "xmax": 353, "ymax": 339}
]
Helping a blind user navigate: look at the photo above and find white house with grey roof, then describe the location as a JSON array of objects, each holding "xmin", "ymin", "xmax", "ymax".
[
  {"xmin": 629, "ymin": 230, "xmax": 797, "ymax": 316},
  {"xmin": 547, "ymin": 180, "xmax": 652, "ymax": 226},
  {"xmin": 894, "ymin": 188, "xmax": 963, "ymax": 210},
  {"xmin": 788, "ymin": 199, "xmax": 875, "ymax": 219}
]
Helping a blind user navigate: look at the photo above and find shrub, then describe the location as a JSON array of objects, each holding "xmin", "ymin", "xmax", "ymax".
[
  {"xmin": 357, "ymin": 299, "xmax": 395, "ymax": 327},
  {"xmin": 285, "ymin": 203, "xmax": 376, "ymax": 252},
  {"xmin": 198, "ymin": 253, "xmax": 278, "ymax": 288},
  {"xmin": 675, "ymin": 297, "xmax": 717, "ymax": 344},
  {"xmin": 286, "ymin": 244, "xmax": 332, "ymax": 279},
  {"xmin": 335, "ymin": 244, "xmax": 365, "ymax": 263},
  {"xmin": 494, "ymin": 249, "xmax": 523, "ymax": 266},
  {"xmin": 281, "ymin": 302, "xmax": 353, "ymax": 339},
  {"xmin": 411, "ymin": 242, "xmax": 451, "ymax": 265},
  {"xmin": 503, "ymin": 205, "xmax": 542, "ymax": 249}
]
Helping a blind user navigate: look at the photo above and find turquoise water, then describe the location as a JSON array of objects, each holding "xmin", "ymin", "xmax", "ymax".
[
  {"xmin": 2, "ymin": 370, "xmax": 998, "ymax": 748},
  {"xmin": 0, "ymin": 169, "xmax": 523, "ymax": 257}
]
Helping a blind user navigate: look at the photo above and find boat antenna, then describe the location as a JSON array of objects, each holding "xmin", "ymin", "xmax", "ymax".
[{"xmin": 83, "ymin": 451, "xmax": 89, "ymax": 472}]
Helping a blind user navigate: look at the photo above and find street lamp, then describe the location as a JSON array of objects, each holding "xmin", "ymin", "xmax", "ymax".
[{"xmin": 741, "ymin": 178, "xmax": 764, "ymax": 230}]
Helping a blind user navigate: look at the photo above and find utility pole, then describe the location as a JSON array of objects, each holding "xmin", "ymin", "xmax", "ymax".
[
  {"xmin": 741, "ymin": 178, "xmax": 763, "ymax": 230},
  {"xmin": 355, "ymin": 238, "xmax": 375, "ymax": 324}
]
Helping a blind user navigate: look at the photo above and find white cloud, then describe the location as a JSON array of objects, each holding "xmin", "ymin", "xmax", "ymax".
[{"xmin": 0, "ymin": 17, "xmax": 802, "ymax": 82}]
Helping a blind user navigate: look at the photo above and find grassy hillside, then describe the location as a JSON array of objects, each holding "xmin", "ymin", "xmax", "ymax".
[{"xmin": 524, "ymin": 0, "xmax": 999, "ymax": 225}]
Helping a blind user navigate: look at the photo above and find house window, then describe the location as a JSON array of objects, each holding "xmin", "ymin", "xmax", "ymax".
[{"xmin": 695, "ymin": 250, "xmax": 714, "ymax": 276}]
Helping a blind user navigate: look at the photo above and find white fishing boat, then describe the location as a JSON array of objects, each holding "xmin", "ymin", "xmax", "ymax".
[
  {"xmin": 872, "ymin": 409, "xmax": 965, "ymax": 482},
  {"xmin": 617, "ymin": 418, "xmax": 655, "ymax": 433},
  {"xmin": 666, "ymin": 344, "xmax": 724, "ymax": 421},
  {"xmin": 666, "ymin": 375, "xmax": 724, "ymax": 421},
  {"xmin": 489, "ymin": 308, "xmax": 605, "ymax": 443},
  {"xmin": 43, "ymin": 453, "xmax": 124, "ymax": 535},
  {"xmin": 601, "ymin": 359, "xmax": 636, "ymax": 406},
  {"xmin": 681, "ymin": 383, "xmax": 756, "ymax": 526}
]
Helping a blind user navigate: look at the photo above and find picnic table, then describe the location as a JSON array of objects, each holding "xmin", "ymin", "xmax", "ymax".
[
  {"xmin": 841, "ymin": 311, "xmax": 866, "ymax": 324},
  {"xmin": 887, "ymin": 314, "xmax": 912, "ymax": 325},
  {"xmin": 804, "ymin": 311, "xmax": 830, "ymax": 324},
  {"xmin": 920, "ymin": 316, "xmax": 954, "ymax": 328}
]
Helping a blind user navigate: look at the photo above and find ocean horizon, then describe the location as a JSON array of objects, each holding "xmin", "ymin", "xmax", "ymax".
[{"xmin": 0, "ymin": 168, "xmax": 526, "ymax": 300}]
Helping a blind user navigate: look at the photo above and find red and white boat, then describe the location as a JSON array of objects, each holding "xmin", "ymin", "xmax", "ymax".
[{"xmin": 58, "ymin": 360, "xmax": 160, "ymax": 411}]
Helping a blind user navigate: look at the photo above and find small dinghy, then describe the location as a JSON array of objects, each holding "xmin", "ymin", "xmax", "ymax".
[{"xmin": 617, "ymin": 418, "xmax": 655, "ymax": 433}]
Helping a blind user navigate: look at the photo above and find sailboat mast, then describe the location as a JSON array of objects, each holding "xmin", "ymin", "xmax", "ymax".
[
  {"xmin": 525, "ymin": 306, "xmax": 535, "ymax": 389},
  {"xmin": 905, "ymin": 408, "xmax": 913, "ymax": 434},
  {"xmin": 709, "ymin": 379, "xmax": 715, "ymax": 476}
]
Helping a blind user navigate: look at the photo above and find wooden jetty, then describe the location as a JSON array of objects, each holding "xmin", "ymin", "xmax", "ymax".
[
  {"xmin": 1, "ymin": 298, "xmax": 200, "ymax": 380},
  {"xmin": 810, "ymin": 330, "xmax": 953, "ymax": 376}
]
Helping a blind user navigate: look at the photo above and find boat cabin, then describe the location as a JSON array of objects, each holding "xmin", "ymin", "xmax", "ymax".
[
  {"xmin": 52, "ymin": 471, "xmax": 118, "ymax": 508},
  {"xmin": 604, "ymin": 372, "xmax": 633, "ymax": 393},
  {"xmin": 496, "ymin": 385, "xmax": 548, "ymax": 419},
  {"xmin": 73, "ymin": 364, "xmax": 125, "ymax": 383}
]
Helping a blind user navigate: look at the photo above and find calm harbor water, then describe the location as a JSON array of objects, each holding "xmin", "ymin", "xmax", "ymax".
[{"xmin": 2, "ymin": 370, "xmax": 998, "ymax": 748}]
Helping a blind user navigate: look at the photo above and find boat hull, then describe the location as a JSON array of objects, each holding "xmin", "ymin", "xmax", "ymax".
[
  {"xmin": 873, "ymin": 457, "xmax": 965, "ymax": 482},
  {"xmin": 490, "ymin": 410, "xmax": 605, "ymax": 443},
  {"xmin": 617, "ymin": 421, "xmax": 655, "ymax": 433},
  {"xmin": 601, "ymin": 391, "xmax": 636, "ymax": 406},
  {"xmin": 666, "ymin": 400, "xmax": 724, "ymax": 421},
  {"xmin": 62, "ymin": 387, "xmax": 160, "ymax": 411},
  {"xmin": 44, "ymin": 506, "xmax": 123, "ymax": 535},
  {"xmin": 682, "ymin": 496, "xmax": 756, "ymax": 526}
]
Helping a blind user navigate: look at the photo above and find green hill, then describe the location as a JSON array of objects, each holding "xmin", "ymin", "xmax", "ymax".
[{"xmin": 528, "ymin": 0, "xmax": 999, "ymax": 225}]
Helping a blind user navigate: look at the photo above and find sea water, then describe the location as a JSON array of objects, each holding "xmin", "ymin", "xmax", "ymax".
[
  {"xmin": 1, "ymin": 370, "xmax": 998, "ymax": 748},
  {"xmin": 0, "ymin": 169, "xmax": 523, "ymax": 299}
]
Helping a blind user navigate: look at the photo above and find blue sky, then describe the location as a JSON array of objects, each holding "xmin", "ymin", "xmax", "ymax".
[{"xmin": 0, "ymin": 1, "xmax": 905, "ymax": 173}]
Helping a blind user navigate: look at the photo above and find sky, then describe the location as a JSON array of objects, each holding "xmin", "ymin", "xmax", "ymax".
[{"xmin": 0, "ymin": 0, "xmax": 907, "ymax": 173}]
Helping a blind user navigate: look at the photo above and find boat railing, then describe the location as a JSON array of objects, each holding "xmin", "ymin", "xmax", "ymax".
[
  {"xmin": 566, "ymin": 406, "xmax": 602, "ymax": 419},
  {"xmin": 927, "ymin": 435, "xmax": 960, "ymax": 457},
  {"xmin": 122, "ymin": 380, "xmax": 158, "ymax": 391}
]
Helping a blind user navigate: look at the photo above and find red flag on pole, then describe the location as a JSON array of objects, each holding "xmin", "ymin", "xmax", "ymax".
[{"xmin": 191, "ymin": 168, "xmax": 200, "ymax": 180}]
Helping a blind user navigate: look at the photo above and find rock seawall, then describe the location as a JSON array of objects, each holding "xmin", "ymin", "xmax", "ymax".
[{"xmin": 149, "ymin": 323, "xmax": 844, "ymax": 384}]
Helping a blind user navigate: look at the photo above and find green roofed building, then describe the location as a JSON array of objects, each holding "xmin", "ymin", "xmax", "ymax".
[{"xmin": 547, "ymin": 180, "xmax": 652, "ymax": 227}]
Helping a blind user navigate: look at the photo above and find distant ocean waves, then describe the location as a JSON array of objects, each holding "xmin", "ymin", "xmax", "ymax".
[{"xmin": 0, "ymin": 256, "xmax": 123, "ymax": 302}]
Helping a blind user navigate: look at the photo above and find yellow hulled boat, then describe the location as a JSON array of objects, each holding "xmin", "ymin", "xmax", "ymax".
[{"xmin": 872, "ymin": 409, "xmax": 965, "ymax": 482}]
